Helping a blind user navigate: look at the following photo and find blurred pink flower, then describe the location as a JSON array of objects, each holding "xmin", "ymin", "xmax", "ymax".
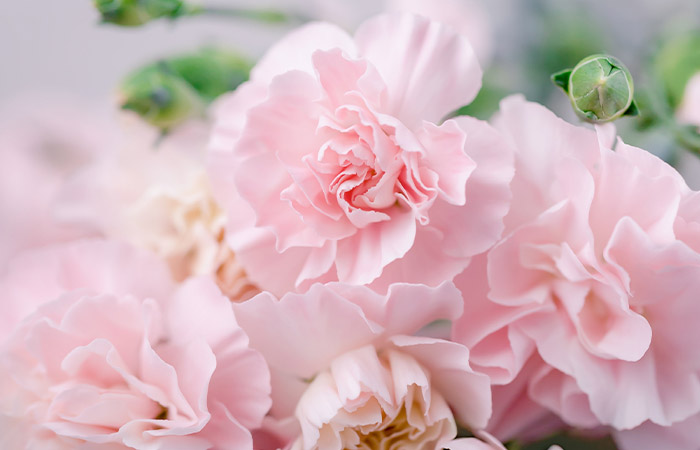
[
  {"xmin": 453, "ymin": 96, "xmax": 700, "ymax": 431},
  {"xmin": 209, "ymin": 13, "xmax": 513, "ymax": 295},
  {"xmin": 0, "ymin": 240, "xmax": 271, "ymax": 449},
  {"xmin": 57, "ymin": 116, "xmax": 259, "ymax": 301},
  {"xmin": 0, "ymin": 96, "xmax": 112, "ymax": 269},
  {"xmin": 677, "ymin": 73, "xmax": 700, "ymax": 129},
  {"xmin": 232, "ymin": 282, "xmax": 494, "ymax": 449}
]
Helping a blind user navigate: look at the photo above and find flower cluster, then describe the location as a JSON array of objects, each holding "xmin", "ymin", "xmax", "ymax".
[{"xmin": 2, "ymin": 7, "xmax": 700, "ymax": 450}]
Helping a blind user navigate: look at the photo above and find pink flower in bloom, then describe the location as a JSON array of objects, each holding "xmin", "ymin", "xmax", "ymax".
[
  {"xmin": 209, "ymin": 13, "xmax": 513, "ymax": 295},
  {"xmin": 677, "ymin": 72, "xmax": 700, "ymax": 130},
  {"xmin": 453, "ymin": 96, "xmax": 700, "ymax": 432},
  {"xmin": 0, "ymin": 240, "xmax": 271, "ymax": 449},
  {"xmin": 232, "ymin": 282, "xmax": 496, "ymax": 449}
]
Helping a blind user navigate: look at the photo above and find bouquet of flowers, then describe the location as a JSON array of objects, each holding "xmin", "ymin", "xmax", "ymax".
[{"xmin": 2, "ymin": 1, "xmax": 700, "ymax": 449}]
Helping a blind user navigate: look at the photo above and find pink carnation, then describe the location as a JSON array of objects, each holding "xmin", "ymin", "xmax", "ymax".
[
  {"xmin": 453, "ymin": 96, "xmax": 700, "ymax": 432},
  {"xmin": 232, "ymin": 282, "xmax": 495, "ymax": 449},
  {"xmin": 0, "ymin": 240, "xmax": 271, "ymax": 449},
  {"xmin": 209, "ymin": 13, "xmax": 513, "ymax": 295}
]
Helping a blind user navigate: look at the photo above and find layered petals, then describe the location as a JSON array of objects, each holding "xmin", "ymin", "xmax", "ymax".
[
  {"xmin": 209, "ymin": 13, "xmax": 512, "ymax": 293},
  {"xmin": 234, "ymin": 282, "xmax": 493, "ymax": 449},
  {"xmin": 453, "ymin": 96, "xmax": 700, "ymax": 432},
  {"xmin": 0, "ymin": 240, "xmax": 271, "ymax": 449}
]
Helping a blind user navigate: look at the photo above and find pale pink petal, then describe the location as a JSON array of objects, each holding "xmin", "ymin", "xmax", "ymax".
[
  {"xmin": 453, "ymin": 255, "xmax": 538, "ymax": 385},
  {"xmin": 370, "ymin": 226, "xmax": 471, "ymax": 290},
  {"xmin": 251, "ymin": 22, "xmax": 357, "ymax": 84},
  {"xmin": 416, "ymin": 119, "xmax": 475, "ymax": 205},
  {"xmin": 486, "ymin": 356, "xmax": 565, "ymax": 442},
  {"xmin": 385, "ymin": 0, "xmax": 493, "ymax": 66},
  {"xmin": 335, "ymin": 208, "xmax": 416, "ymax": 285},
  {"xmin": 335, "ymin": 281, "xmax": 463, "ymax": 340},
  {"xmin": 389, "ymin": 335, "xmax": 492, "ymax": 430},
  {"xmin": 428, "ymin": 116, "xmax": 514, "ymax": 258},
  {"xmin": 232, "ymin": 287, "xmax": 379, "ymax": 378},
  {"xmin": 355, "ymin": 13, "xmax": 482, "ymax": 126}
]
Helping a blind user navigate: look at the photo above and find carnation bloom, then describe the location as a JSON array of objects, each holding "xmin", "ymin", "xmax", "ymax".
[
  {"xmin": 209, "ymin": 13, "xmax": 513, "ymax": 295},
  {"xmin": 58, "ymin": 117, "xmax": 259, "ymax": 301},
  {"xmin": 0, "ymin": 240, "xmax": 271, "ymax": 449},
  {"xmin": 453, "ymin": 96, "xmax": 700, "ymax": 432},
  {"xmin": 677, "ymin": 72, "xmax": 700, "ymax": 129},
  {"xmin": 232, "ymin": 282, "xmax": 496, "ymax": 450}
]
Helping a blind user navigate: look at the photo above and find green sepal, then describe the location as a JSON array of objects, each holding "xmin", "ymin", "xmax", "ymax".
[
  {"xmin": 623, "ymin": 100, "xmax": 640, "ymax": 117},
  {"xmin": 582, "ymin": 110, "xmax": 599, "ymax": 122},
  {"xmin": 551, "ymin": 69, "xmax": 572, "ymax": 92}
]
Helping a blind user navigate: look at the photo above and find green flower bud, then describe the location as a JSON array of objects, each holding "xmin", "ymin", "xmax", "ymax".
[
  {"xmin": 119, "ymin": 48, "xmax": 251, "ymax": 131},
  {"xmin": 94, "ymin": 0, "xmax": 193, "ymax": 27},
  {"xmin": 120, "ymin": 64, "xmax": 205, "ymax": 131},
  {"xmin": 167, "ymin": 48, "xmax": 252, "ymax": 102},
  {"xmin": 552, "ymin": 54, "xmax": 639, "ymax": 123}
]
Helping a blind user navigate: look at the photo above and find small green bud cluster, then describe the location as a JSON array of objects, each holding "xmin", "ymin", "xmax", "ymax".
[
  {"xmin": 119, "ymin": 48, "xmax": 252, "ymax": 131},
  {"xmin": 552, "ymin": 54, "xmax": 638, "ymax": 123},
  {"xmin": 94, "ymin": 0, "xmax": 196, "ymax": 26}
]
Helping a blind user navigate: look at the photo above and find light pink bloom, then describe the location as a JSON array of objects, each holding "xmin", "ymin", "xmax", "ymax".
[
  {"xmin": 57, "ymin": 116, "xmax": 259, "ymax": 301},
  {"xmin": 209, "ymin": 13, "xmax": 513, "ymax": 295},
  {"xmin": 453, "ymin": 96, "xmax": 700, "ymax": 431},
  {"xmin": 0, "ymin": 240, "xmax": 271, "ymax": 449},
  {"xmin": 232, "ymin": 282, "xmax": 494, "ymax": 449},
  {"xmin": 677, "ymin": 72, "xmax": 700, "ymax": 130},
  {"xmin": 0, "ymin": 96, "xmax": 111, "ymax": 270}
]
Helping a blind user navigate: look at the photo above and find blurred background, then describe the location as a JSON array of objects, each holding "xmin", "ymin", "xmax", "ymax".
[{"xmin": 2, "ymin": 0, "xmax": 699, "ymax": 109}]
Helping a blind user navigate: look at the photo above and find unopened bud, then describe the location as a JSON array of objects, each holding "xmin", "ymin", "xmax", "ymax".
[
  {"xmin": 552, "ymin": 54, "xmax": 638, "ymax": 123},
  {"xmin": 120, "ymin": 64, "xmax": 204, "ymax": 131},
  {"xmin": 119, "ymin": 48, "xmax": 251, "ymax": 131},
  {"xmin": 166, "ymin": 48, "xmax": 252, "ymax": 102},
  {"xmin": 94, "ymin": 0, "xmax": 193, "ymax": 27}
]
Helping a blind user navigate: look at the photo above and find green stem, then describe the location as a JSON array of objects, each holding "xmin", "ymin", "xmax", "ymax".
[{"xmin": 188, "ymin": 5, "xmax": 307, "ymax": 24}]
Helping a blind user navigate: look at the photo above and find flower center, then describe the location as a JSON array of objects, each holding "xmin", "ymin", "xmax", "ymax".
[{"xmin": 354, "ymin": 405, "xmax": 412, "ymax": 450}]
